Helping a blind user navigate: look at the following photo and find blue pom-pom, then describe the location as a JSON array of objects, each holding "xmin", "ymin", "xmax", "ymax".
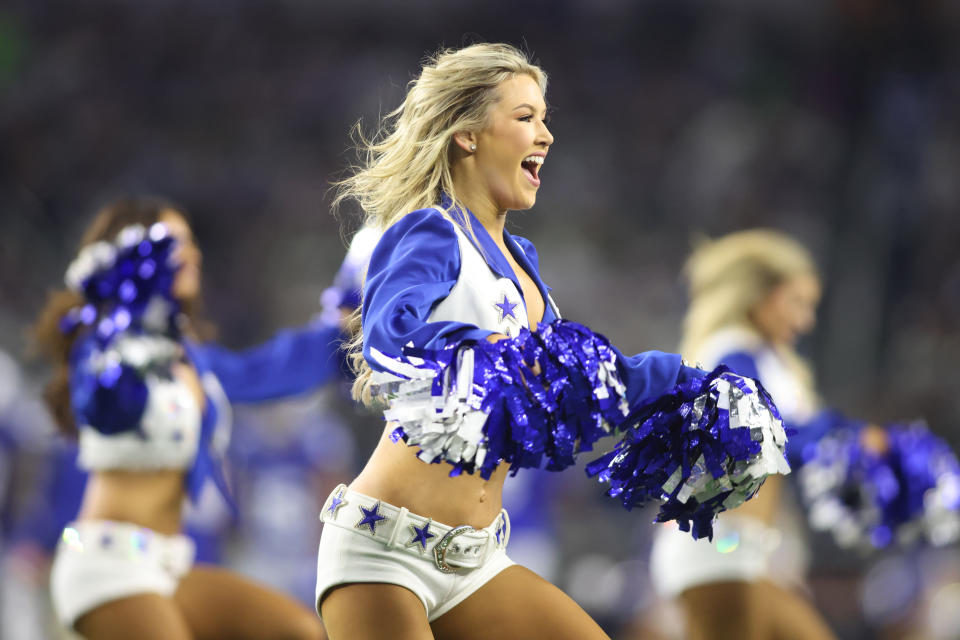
[
  {"xmin": 378, "ymin": 320, "xmax": 629, "ymax": 479},
  {"xmin": 64, "ymin": 223, "xmax": 181, "ymax": 344},
  {"xmin": 801, "ymin": 422, "xmax": 960, "ymax": 549},
  {"xmin": 376, "ymin": 322, "xmax": 790, "ymax": 540},
  {"xmin": 72, "ymin": 359, "xmax": 149, "ymax": 435},
  {"xmin": 585, "ymin": 366, "xmax": 789, "ymax": 540},
  {"xmin": 69, "ymin": 332, "xmax": 182, "ymax": 436}
]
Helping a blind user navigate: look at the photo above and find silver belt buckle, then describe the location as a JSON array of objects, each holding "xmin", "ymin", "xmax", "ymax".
[{"xmin": 433, "ymin": 525, "xmax": 476, "ymax": 573}]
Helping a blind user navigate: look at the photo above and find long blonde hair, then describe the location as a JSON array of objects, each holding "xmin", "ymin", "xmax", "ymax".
[
  {"xmin": 336, "ymin": 43, "xmax": 548, "ymax": 403},
  {"xmin": 334, "ymin": 43, "xmax": 547, "ymax": 230},
  {"xmin": 680, "ymin": 229, "xmax": 818, "ymax": 393}
]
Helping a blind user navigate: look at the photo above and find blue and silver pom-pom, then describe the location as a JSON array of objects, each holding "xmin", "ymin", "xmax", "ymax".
[
  {"xmin": 585, "ymin": 366, "xmax": 790, "ymax": 540},
  {"xmin": 800, "ymin": 422, "xmax": 960, "ymax": 550},
  {"xmin": 372, "ymin": 320, "xmax": 628, "ymax": 479},
  {"xmin": 70, "ymin": 333, "xmax": 183, "ymax": 436},
  {"xmin": 60, "ymin": 222, "xmax": 180, "ymax": 341},
  {"xmin": 372, "ymin": 321, "xmax": 789, "ymax": 539}
]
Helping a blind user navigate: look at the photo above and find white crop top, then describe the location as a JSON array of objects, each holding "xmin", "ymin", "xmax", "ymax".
[{"xmin": 75, "ymin": 334, "xmax": 204, "ymax": 472}]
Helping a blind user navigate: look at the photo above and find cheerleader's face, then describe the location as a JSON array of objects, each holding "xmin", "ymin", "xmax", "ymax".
[
  {"xmin": 160, "ymin": 210, "xmax": 203, "ymax": 303},
  {"xmin": 752, "ymin": 273, "xmax": 821, "ymax": 346},
  {"xmin": 472, "ymin": 74, "xmax": 553, "ymax": 212}
]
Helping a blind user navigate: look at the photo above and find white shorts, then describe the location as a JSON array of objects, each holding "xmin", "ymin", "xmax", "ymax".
[
  {"xmin": 50, "ymin": 520, "xmax": 195, "ymax": 628},
  {"xmin": 315, "ymin": 485, "xmax": 515, "ymax": 622},
  {"xmin": 650, "ymin": 515, "xmax": 782, "ymax": 598}
]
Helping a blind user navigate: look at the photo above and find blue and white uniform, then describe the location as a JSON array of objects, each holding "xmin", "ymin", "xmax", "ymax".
[
  {"xmin": 50, "ymin": 229, "xmax": 347, "ymax": 628},
  {"xmin": 67, "ymin": 325, "xmax": 342, "ymax": 492},
  {"xmin": 315, "ymin": 202, "xmax": 736, "ymax": 620}
]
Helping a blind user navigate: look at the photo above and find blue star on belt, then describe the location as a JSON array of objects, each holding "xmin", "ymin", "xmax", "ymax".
[
  {"xmin": 406, "ymin": 519, "xmax": 436, "ymax": 553},
  {"xmin": 494, "ymin": 294, "xmax": 518, "ymax": 323},
  {"xmin": 355, "ymin": 501, "xmax": 388, "ymax": 534},
  {"xmin": 325, "ymin": 487, "xmax": 349, "ymax": 520}
]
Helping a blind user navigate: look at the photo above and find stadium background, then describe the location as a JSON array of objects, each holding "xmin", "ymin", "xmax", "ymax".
[{"xmin": 1, "ymin": 1, "xmax": 959, "ymax": 637}]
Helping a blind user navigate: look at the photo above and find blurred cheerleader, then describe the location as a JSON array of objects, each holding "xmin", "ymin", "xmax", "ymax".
[
  {"xmin": 33, "ymin": 196, "xmax": 339, "ymax": 640},
  {"xmin": 315, "ymin": 43, "xmax": 789, "ymax": 640},
  {"xmin": 649, "ymin": 230, "xmax": 839, "ymax": 640}
]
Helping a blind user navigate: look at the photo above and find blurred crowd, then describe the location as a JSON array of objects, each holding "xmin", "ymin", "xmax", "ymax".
[{"xmin": 1, "ymin": 1, "xmax": 959, "ymax": 638}]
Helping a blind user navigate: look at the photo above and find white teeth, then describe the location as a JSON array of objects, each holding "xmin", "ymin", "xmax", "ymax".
[{"xmin": 522, "ymin": 155, "xmax": 544, "ymax": 165}]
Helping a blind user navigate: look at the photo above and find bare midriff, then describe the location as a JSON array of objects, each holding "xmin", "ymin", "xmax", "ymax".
[
  {"xmin": 350, "ymin": 424, "xmax": 511, "ymax": 530},
  {"xmin": 349, "ymin": 225, "xmax": 539, "ymax": 531},
  {"xmin": 74, "ymin": 360, "xmax": 203, "ymax": 536},
  {"xmin": 77, "ymin": 470, "xmax": 186, "ymax": 536}
]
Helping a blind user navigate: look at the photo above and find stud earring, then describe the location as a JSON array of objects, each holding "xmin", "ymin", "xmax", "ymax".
[{"xmin": 469, "ymin": 144, "xmax": 477, "ymax": 152}]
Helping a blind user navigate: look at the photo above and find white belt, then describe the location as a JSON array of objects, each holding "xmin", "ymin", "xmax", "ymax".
[
  {"xmin": 59, "ymin": 520, "xmax": 196, "ymax": 577},
  {"xmin": 319, "ymin": 484, "xmax": 510, "ymax": 573}
]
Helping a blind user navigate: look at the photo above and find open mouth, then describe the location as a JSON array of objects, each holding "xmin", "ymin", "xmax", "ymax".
[{"xmin": 521, "ymin": 155, "xmax": 544, "ymax": 186}]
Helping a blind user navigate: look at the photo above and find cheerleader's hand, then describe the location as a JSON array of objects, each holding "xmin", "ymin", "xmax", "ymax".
[{"xmin": 860, "ymin": 424, "xmax": 889, "ymax": 456}]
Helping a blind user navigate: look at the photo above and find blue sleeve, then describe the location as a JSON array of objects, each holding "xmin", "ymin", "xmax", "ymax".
[
  {"xmin": 197, "ymin": 323, "xmax": 345, "ymax": 403},
  {"xmin": 362, "ymin": 208, "xmax": 494, "ymax": 371},
  {"xmin": 716, "ymin": 351, "xmax": 762, "ymax": 380},
  {"xmin": 611, "ymin": 345, "xmax": 703, "ymax": 411}
]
